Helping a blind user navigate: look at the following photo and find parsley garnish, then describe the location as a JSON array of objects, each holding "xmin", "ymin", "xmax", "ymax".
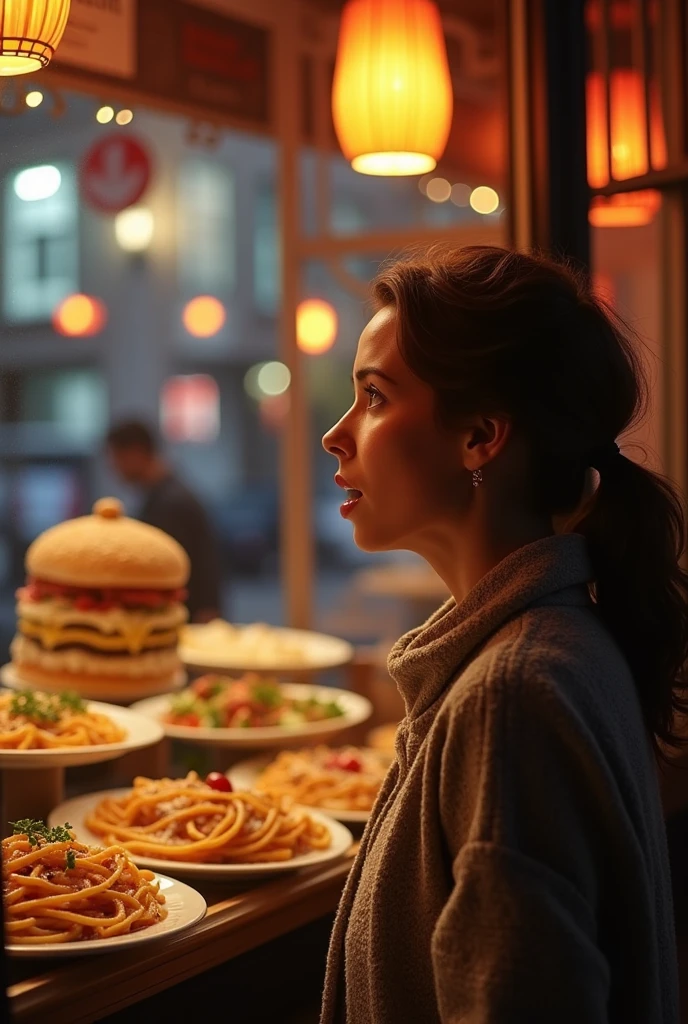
[
  {"xmin": 10, "ymin": 819, "xmax": 77, "ymax": 871},
  {"xmin": 10, "ymin": 690, "xmax": 86, "ymax": 723}
]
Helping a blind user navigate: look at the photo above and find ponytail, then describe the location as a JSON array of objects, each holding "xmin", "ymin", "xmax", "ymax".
[{"xmin": 570, "ymin": 454, "xmax": 688, "ymax": 754}]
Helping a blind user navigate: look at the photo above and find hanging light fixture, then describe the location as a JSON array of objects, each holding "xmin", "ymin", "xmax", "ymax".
[
  {"xmin": 0, "ymin": 1, "xmax": 72, "ymax": 76},
  {"xmin": 586, "ymin": 68, "xmax": 666, "ymax": 227},
  {"xmin": 332, "ymin": 0, "xmax": 453, "ymax": 177}
]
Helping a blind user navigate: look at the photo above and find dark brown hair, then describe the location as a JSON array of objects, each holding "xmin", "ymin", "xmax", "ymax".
[{"xmin": 373, "ymin": 244, "xmax": 688, "ymax": 753}]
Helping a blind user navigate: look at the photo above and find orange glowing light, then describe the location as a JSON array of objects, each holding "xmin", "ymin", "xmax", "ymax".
[
  {"xmin": 0, "ymin": 0, "xmax": 71, "ymax": 76},
  {"xmin": 52, "ymin": 294, "xmax": 107, "ymax": 337},
  {"xmin": 182, "ymin": 296, "xmax": 227, "ymax": 338},
  {"xmin": 332, "ymin": 0, "xmax": 453, "ymax": 176},
  {"xmin": 296, "ymin": 299, "xmax": 338, "ymax": 355},
  {"xmin": 586, "ymin": 69, "xmax": 666, "ymax": 227}
]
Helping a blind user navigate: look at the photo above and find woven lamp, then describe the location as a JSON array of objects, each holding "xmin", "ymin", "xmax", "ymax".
[{"xmin": 0, "ymin": 0, "xmax": 71, "ymax": 76}]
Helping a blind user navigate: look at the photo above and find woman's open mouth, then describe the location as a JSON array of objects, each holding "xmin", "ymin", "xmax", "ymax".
[{"xmin": 340, "ymin": 488, "xmax": 363, "ymax": 518}]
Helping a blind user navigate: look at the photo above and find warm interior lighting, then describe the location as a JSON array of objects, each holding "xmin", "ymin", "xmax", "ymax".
[
  {"xmin": 182, "ymin": 296, "xmax": 227, "ymax": 338},
  {"xmin": 52, "ymin": 295, "xmax": 107, "ymax": 338},
  {"xmin": 14, "ymin": 164, "xmax": 61, "ymax": 201},
  {"xmin": 425, "ymin": 177, "xmax": 451, "ymax": 203},
  {"xmin": 116, "ymin": 109, "xmax": 134, "ymax": 126},
  {"xmin": 114, "ymin": 207, "xmax": 154, "ymax": 252},
  {"xmin": 0, "ymin": 0, "xmax": 71, "ymax": 76},
  {"xmin": 332, "ymin": 0, "xmax": 453, "ymax": 177},
  {"xmin": 586, "ymin": 69, "xmax": 667, "ymax": 227},
  {"xmin": 25, "ymin": 90, "xmax": 43, "ymax": 107},
  {"xmin": 296, "ymin": 299, "xmax": 338, "ymax": 355},
  {"xmin": 469, "ymin": 186, "xmax": 499, "ymax": 214},
  {"xmin": 96, "ymin": 105, "xmax": 115, "ymax": 124}
]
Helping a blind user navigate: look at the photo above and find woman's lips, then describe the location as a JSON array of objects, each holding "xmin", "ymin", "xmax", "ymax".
[{"xmin": 335, "ymin": 475, "xmax": 363, "ymax": 518}]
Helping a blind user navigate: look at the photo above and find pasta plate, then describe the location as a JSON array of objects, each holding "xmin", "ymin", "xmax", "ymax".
[
  {"xmin": 49, "ymin": 789, "xmax": 354, "ymax": 880},
  {"xmin": 0, "ymin": 699, "xmax": 164, "ymax": 769},
  {"xmin": 6, "ymin": 872, "xmax": 206, "ymax": 957}
]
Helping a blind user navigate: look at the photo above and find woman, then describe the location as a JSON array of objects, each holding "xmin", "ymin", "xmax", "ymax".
[{"xmin": 321, "ymin": 246, "xmax": 686, "ymax": 1023}]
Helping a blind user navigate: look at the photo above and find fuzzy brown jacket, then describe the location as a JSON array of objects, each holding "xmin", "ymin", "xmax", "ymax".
[{"xmin": 320, "ymin": 535, "xmax": 678, "ymax": 1023}]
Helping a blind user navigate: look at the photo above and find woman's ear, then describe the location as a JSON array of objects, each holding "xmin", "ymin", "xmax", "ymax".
[{"xmin": 461, "ymin": 416, "xmax": 512, "ymax": 471}]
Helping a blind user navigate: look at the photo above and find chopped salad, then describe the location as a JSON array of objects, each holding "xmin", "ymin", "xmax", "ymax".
[{"xmin": 166, "ymin": 673, "xmax": 345, "ymax": 729}]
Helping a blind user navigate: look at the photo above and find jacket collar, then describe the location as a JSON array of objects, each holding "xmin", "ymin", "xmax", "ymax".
[{"xmin": 387, "ymin": 533, "xmax": 594, "ymax": 720}]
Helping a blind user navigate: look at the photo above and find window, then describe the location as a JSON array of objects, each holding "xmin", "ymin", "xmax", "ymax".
[
  {"xmin": 3, "ymin": 162, "xmax": 78, "ymax": 324},
  {"xmin": 22, "ymin": 368, "xmax": 108, "ymax": 441},
  {"xmin": 177, "ymin": 157, "xmax": 235, "ymax": 297},
  {"xmin": 253, "ymin": 181, "xmax": 279, "ymax": 315}
]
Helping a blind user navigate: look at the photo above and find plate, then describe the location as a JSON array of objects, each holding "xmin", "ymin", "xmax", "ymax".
[
  {"xmin": 130, "ymin": 683, "xmax": 373, "ymax": 749},
  {"xmin": 49, "ymin": 789, "xmax": 354, "ymax": 880},
  {"xmin": 179, "ymin": 622, "xmax": 354, "ymax": 674},
  {"xmin": 1, "ymin": 663, "xmax": 186, "ymax": 706},
  {"xmin": 229, "ymin": 755, "xmax": 375, "ymax": 824},
  {"xmin": 6, "ymin": 872, "xmax": 206, "ymax": 957},
  {"xmin": 0, "ymin": 700, "xmax": 164, "ymax": 769}
]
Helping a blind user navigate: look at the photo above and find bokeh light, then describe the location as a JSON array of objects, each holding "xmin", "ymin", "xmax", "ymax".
[
  {"xmin": 52, "ymin": 295, "xmax": 107, "ymax": 337},
  {"xmin": 296, "ymin": 299, "xmax": 338, "ymax": 355},
  {"xmin": 425, "ymin": 177, "xmax": 451, "ymax": 203},
  {"xmin": 469, "ymin": 186, "xmax": 500, "ymax": 214},
  {"xmin": 182, "ymin": 296, "xmax": 227, "ymax": 338}
]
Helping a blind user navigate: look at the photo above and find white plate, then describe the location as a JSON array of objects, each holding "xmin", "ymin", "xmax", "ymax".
[
  {"xmin": 229, "ymin": 755, "xmax": 378, "ymax": 824},
  {"xmin": 130, "ymin": 683, "xmax": 373, "ymax": 749},
  {"xmin": 179, "ymin": 622, "xmax": 354, "ymax": 674},
  {"xmin": 49, "ymin": 788, "xmax": 354, "ymax": 880},
  {"xmin": 0, "ymin": 698, "xmax": 164, "ymax": 769},
  {"xmin": 6, "ymin": 872, "xmax": 206, "ymax": 957},
  {"xmin": 1, "ymin": 663, "xmax": 186, "ymax": 706}
]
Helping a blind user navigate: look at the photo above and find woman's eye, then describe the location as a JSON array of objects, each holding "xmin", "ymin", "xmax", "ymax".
[{"xmin": 363, "ymin": 385, "xmax": 384, "ymax": 408}]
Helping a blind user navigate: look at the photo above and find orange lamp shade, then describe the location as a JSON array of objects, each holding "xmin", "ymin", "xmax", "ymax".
[
  {"xmin": 52, "ymin": 294, "xmax": 106, "ymax": 337},
  {"xmin": 297, "ymin": 299, "xmax": 338, "ymax": 354},
  {"xmin": 586, "ymin": 68, "xmax": 666, "ymax": 227},
  {"xmin": 332, "ymin": 0, "xmax": 453, "ymax": 176},
  {"xmin": 182, "ymin": 296, "xmax": 227, "ymax": 338},
  {"xmin": 0, "ymin": 0, "xmax": 72, "ymax": 76}
]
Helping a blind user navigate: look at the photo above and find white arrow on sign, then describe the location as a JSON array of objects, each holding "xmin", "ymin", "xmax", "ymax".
[{"xmin": 86, "ymin": 139, "xmax": 147, "ymax": 209}]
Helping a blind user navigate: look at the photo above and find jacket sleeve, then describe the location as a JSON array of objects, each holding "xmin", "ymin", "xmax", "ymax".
[
  {"xmin": 431, "ymin": 841, "xmax": 610, "ymax": 1022},
  {"xmin": 431, "ymin": 665, "xmax": 616, "ymax": 1023}
]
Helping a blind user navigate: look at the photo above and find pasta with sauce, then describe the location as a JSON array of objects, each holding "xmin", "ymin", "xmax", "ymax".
[
  {"xmin": 4, "ymin": 821, "xmax": 167, "ymax": 944},
  {"xmin": 86, "ymin": 772, "xmax": 332, "ymax": 863}
]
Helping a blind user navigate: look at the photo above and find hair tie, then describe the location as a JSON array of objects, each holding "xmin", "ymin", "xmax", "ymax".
[{"xmin": 588, "ymin": 441, "xmax": 621, "ymax": 472}]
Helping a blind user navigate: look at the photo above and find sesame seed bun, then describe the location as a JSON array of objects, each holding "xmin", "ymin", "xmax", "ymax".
[{"xmin": 25, "ymin": 497, "xmax": 190, "ymax": 590}]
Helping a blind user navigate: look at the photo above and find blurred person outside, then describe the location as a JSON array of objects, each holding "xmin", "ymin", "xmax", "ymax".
[{"xmin": 106, "ymin": 420, "xmax": 223, "ymax": 624}]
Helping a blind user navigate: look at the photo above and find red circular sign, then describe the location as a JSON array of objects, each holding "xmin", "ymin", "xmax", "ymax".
[{"xmin": 80, "ymin": 134, "xmax": 152, "ymax": 214}]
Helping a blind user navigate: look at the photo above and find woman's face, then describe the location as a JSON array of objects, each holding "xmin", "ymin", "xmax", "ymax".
[{"xmin": 322, "ymin": 305, "xmax": 468, "ymax": 553}]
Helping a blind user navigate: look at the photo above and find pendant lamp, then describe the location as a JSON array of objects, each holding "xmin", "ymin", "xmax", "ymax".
[
  {"xmin": 587, "ymin": 68, "xmax": 666, "ymax": 227},
  {"xmin": 0, "ymin": 0, "xmax": 71, "ymax": 76},
  {"xmin": 332, "ymin": 0, "xmax": 453, "ymax": 176}
]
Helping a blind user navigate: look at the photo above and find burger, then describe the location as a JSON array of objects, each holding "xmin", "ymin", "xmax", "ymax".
[{"xmin": 11, "ymin": 497, "xmax": 190, "ymax": 696}]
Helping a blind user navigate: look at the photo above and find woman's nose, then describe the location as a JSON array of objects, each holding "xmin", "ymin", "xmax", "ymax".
[{"xmin": 322, "ymin": 418, "xmax": 352, "ymax": 457}]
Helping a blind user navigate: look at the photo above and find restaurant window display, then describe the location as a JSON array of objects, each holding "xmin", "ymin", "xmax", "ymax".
[{"xmin": 2, "ymin": 160, "xmax": 79, "ymax": 323}]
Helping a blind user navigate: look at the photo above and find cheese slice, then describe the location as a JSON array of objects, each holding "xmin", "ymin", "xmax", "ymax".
[{"xmin": 18, "ymin": 619, "xmax": 179, "ymax": 656}]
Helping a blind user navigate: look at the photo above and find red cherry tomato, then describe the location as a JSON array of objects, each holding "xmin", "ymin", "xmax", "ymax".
[{"xmin": 205, "ymin": 772, "xmax": 232, "ymax": 792}]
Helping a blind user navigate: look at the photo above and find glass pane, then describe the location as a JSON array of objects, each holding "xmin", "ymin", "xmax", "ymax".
[{"xmin": 591, "ymin": 191, "xmax": 663, "ymax": 471}]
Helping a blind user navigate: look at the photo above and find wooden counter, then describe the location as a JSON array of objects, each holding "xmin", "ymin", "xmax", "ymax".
[{"xmin": 7, "ymin": 846, "xmax": 356, "ymax": 1024}]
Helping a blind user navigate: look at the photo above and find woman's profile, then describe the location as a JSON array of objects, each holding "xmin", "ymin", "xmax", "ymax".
[{"xmin": 320, "ymin": 245, "xmax": 685, "ymax": 1024}]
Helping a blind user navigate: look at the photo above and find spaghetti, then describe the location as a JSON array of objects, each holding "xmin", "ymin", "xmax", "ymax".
[
  {"xmin": 86, "ymin": 772, "xmax": 332, "ymax": 864},
  {"xmin": 4, "ymin": 821, "xmax": 167, "ymax": 944},
  {"xmin": 255, "ymin": 746, "xmax": 390, "ymax": 813},
  {"xmin": 0, "ymin": 690, "xmax": 126, "ymax": 750}
]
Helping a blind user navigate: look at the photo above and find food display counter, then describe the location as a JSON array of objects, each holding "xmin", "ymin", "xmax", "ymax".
[{"xmin": 7, "ymin": 846, "xmax": 357, "ymax": 1023}]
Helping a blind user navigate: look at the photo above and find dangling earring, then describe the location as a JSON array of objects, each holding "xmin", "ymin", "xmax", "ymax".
[{"xmin": 472, "ymin": 468, "xmax": 483, "ymax": 488}]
